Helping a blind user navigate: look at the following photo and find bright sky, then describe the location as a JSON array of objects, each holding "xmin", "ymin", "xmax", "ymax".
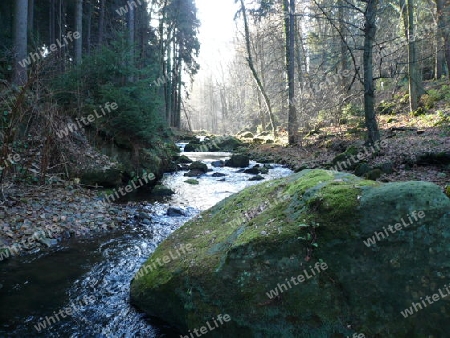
[{"xmin": 195, "ymin": 0, "xmax": 238, "ymax": 74}]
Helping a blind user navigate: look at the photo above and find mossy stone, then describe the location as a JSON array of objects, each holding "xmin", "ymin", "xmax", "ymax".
[
  {"xmin": 184, "ymin": 179, "xmax": 199, "ymax": 185},
  {"xmin": 130, "ymin": 170, "xmax": 450, "ymax": 336},
  {"xmin": 364, "ymin": 168, "xmax": 382, "ymax": 180}
]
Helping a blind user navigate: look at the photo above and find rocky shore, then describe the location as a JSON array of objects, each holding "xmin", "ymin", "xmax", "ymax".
[{"xmin": 0, "ymin": 184, "xmax": 128, "ymax": 261}]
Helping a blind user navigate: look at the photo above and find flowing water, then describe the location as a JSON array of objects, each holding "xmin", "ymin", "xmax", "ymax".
[{"xmin": 0, "ymin": 152, "xmax": 292, "ymax": 338}]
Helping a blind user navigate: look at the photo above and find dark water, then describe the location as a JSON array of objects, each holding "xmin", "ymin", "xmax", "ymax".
[{"xmin": 0, "ymin": 153, "xmax": 292, "ymax": 337}]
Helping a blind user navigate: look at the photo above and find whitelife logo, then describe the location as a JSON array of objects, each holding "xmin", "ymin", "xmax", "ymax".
[
  {"xmin": 134, "ymin": 244, "xmax": 194, "ymax": 280},
  {"xmin": 34, "ymin": 295, "xmax": 95, "ymax": 332},
  {"xmin": 19, "ymin": 31, "xmax": 81, "ymax": 68},
  {"xmin": 400, "ymin": 284, "xmax": 450, "ymax": 318},
  {"xmin": 363, "ymin": 211, "xmax": 426, "ymax": 247},
  {"xmin": 265, "ymin": 262, "xmax": 328, "ymax": 299},
  {"xmin": 116, "ymin": 0, "xmax": 145, "ymax": 16},
  {"xmin": 96, "ymin": 172, "xmax": 155, "ymax": 206},
  {"xmin": 179, "ymin": 314, "xmax": 231, "ymax": 338},
  {"xmin": 0, "ymin": 153, "xmax": 21, "ymax": 171},
  {"xmin": 56, "ymin": 102, "xmax": 118, "ymax": 139},
  {"xmin": 330, "ymin": 140, "xmax": 388, "ymax": 172},
  {"xmin": 0, "ymin": 225, "xmax": 61, "ymax": 261}
]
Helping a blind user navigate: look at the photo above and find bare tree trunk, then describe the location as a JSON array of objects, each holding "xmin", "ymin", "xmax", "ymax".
[
  {"xmin": 98, "ymin": 0, "xmax": 106, "ymax": 46},
  {"xmin": 283, "ymin": 0, "xmax": 298, "ymax": 144},
  {"xmin": 13, "ymin": 0, "xmax": 28, "ymax": 86},
  {"xmin": 401, "ymin": 0, "xmax": 423, "ymax": 111},
  {"xmin": 445, "ymin": 37, "xmax": 450, "ymax": 77},
  {"xmin": 165, "ymin": 29, "xmax": 172, "ymax": 126},
  {"xmin": 58, "ymin": 0, "xmax": 67, "ymax": 72},
  {"xmin": 86, "ymin": 0, "xmax": 92, "ymax": 55},
  {"xmin": 339, "ymin": 0, "xmax": 348, "ymax": 87},
  {"xmin": 49, "ymin": 0, "xmax": 55, "ymax": 45},
  {"xmin": 295, "ymin": 13, "xmax": 303, "ymax": 89},
  {"xmin": 441, "ymin": 1, "xmax": 450, "ymax": 75},
  {"xmin": 128, "ymin": 2, "xmax": 135, "ymax": 82},
  {"xmin": 239, "ymin": 0, "xmax": 276, "ymax": 137},
  {"xmin": 363, "ymin": 0, "xmax": 380, "ymax": 144},
  {"xmin": 407, "ymin": 0, "xmax": 421, "ymax": 110},
  {"xmin": 435, "ymin": 0, "xmax": 444, "ymax": 79},
  {"xmin": 27, "ymin": 0, "xmax": 34, "ymax": 36},
  {"xmin": 75, "ymin": 0, "xmax": 83, "ymax": 65}
]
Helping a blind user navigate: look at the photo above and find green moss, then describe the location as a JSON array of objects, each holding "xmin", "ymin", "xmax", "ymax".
[
  {"xmin": 184, "ymin": 179, "xmax": 199, "ymax": 185},
  {"xmin": 412, "ymin": 107, "xmax": 428, "ymax": 116},
  {"xmin": 131, "ymin": 169, "xmax": 450, "ymax": 336},
  {"xmin": 285, "ymin": 170, "xmax": 334, "ymax": 195},
  {"xmin": 364, "ymin": 168, "xmax": 383, "ymax": 181}
]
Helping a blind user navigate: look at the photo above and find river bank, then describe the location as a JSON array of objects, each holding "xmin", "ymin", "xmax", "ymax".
[
  {"xmin": 0, "ymin": 152, "xmax": 293, "ymax": 336},
  {"xmin": 0, "ymin": 184, "xmax": 128, "ymax": 262},
  {"xmin": 243, "ymin": 124, "xmax": 450, "ymax": 191}
]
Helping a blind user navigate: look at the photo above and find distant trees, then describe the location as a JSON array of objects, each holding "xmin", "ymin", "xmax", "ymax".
[
  {"xmin": 238, "ymin": 0, "xmax": 277, "ymax": 137},
  {"xmin": 2, "ymin": 0, "xmax": 200, "ymax": 131},
  {"xmin": 188, "ymin": 0, "xmax": 450, "ymax": 143}
]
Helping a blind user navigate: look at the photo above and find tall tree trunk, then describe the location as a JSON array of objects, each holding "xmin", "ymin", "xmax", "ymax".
[
  {"xmin": 401, "ymin": 0, "xmax": 423, "ymax": 111},
  {"xmin": 128, "ymin": 2, "xmax": 135, "ymax": 82},
  {"xmin": 407, "ymin": 0, "xmax": 421, "ymax": 110},
  {"xmin": 13, "ymin": 0, "xmax": 28, "ymax": 86},
  {"xmin": 86, "ymin": 0, "xmax": 92, "ymax": 55},
  {"xmin": 435, "ymin": 0, "xmax": 444, "ymax": 79},
  {"xmin": 165, "ymin": 29, "xmax": 172, "ymax": 126},
  {"xmin": 339, "ymin": 0, "xmax": 348, "ymax": 87},
  {"xmin": 363, "ymin": 0, "xmax": 380, "ymax": 144},
  {"xmin": 98, "ymin": 0, "xmax": 105, "ymax": 46},
  {"xmin": 256, "ymin": 91, "xmax": 266, "ymax": 130},
  {"xmin": 176, "ymin": 66, "xmax": 182, "ymax": 128},
  {"xmin": 441, "ymin": 1, "xmax": 450, "ymax": 75},
  {"xmin": 239, "ymin": 0, "xmax": 276, "ymax": 137},
  {"xmin": 294, "ymin": 13, "xmax": 303, "ymax": 89},
  {"xmin": 27, "ymin": 0, "xmax": 34, "ymax": 36},
  {"xmin": 445, "ymin": 37, "xmax": 450, "ymax": 77},
  {"xmin": 75, "ymin": 0, "xmax": 83, "ymax": 65},
  {"xmin": 283, "ymin": 0, "xmax": 298, "ymax": 144},
  {"xmin": 58, "ymin": 0, "xmax": 67, "ymax": 72},
  {"xmin": 49, "ymin": 0, "xmax": 55, "ymax": 46}
]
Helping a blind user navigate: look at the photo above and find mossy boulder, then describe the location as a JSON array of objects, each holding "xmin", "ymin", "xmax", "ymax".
[
  {"xmin": 354, "ymin": 162, "xmax": 371, "ymax": 177},
  {"xmin": 130, "ymin": 170, "xmax": 450, "ymax": 337},
  {"xmin": 240, "ymin": 132, "xmax": 254, "ymax": 138},
  {"xmin": 189, "ymin": 161, "xmax": 208, "ymax": 173},
  {"xmin": 150, "ymin": 185, "xmax": 174, "ymax": 197},
  {"xmin": 184, "ymin": 139, "xmax": 201, "ymax": 152},
  {"xmin": 331, "ymin": 146, "xmax": 360, "ymax": 171},
  {"xmin": 364, "ymin": 168, "xmax": 383, "ymax": 180},
  {"xmin": 225, "ymin": 154, "xmax": 250, "ymax": 168},
  {"xmin": 197, "ymin": 136, "xmax": 244, "ymax": 152},
  {"xmin": 184, "ymin": 179, "xmax": 199, "ymax": 185},
  {"xmin": 80, "ymin": 168, "xmax": 122, "ymax": 188},
  {"xmin": 177, "ymin": 155, "xmax": 193, "ymax": 164}
]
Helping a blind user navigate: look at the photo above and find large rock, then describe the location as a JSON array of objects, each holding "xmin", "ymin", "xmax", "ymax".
[
  {"xmin": 188, "ymin": 161, "xmax": 208, "ymax": 173},
  {"xmin": 80, "ymin": 168, "xmax": 122, "ymax": 188},
  {"xmin": 150, "ymin": 185, "xmax": 174, "ymax": 197},
  {"xmin": 197, "ymin": 136, "xmax": 243, "ymax": 152},
  {"xmin": 130, "ymin": 170, "xmax": 450, "ymax": 337},
  {"xmin": 225, "ymin": 154, "xmax": 250, "ymax": 168},
  {"xmin": 184, "ymin": 136, "xmax": 243, "ymax": 153}
]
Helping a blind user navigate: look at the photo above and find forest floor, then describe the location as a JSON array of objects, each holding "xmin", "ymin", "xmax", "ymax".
[
  {"xmin": 244, "ymin": 89, "xmax": 450, "ymax": 193},
  {"xmin": 0, "ymin": 184, "xmax": 129, "ymax": 262}
]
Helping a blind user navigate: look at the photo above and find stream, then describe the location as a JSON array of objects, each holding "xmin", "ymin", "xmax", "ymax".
[{"xmin": 0, "ymin": 152, "xmax": 292, "ymax": 337}]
